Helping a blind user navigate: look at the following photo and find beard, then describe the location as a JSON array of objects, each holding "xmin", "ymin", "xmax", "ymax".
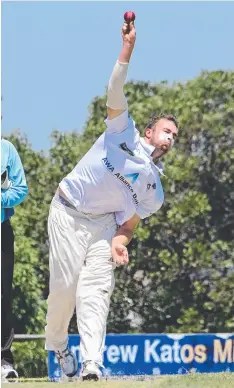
[{"xmin": 152, "ymin": 144, "xmax": 170, "ymax": 160}]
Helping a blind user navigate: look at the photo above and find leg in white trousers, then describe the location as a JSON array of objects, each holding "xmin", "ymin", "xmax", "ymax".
[{"xmin": 45, "ymin": 199, "xmax": 117, "ymax": 366}]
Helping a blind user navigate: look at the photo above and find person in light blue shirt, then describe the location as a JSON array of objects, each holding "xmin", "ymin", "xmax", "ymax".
[
  {"xmin": 1, "ymin": 139, "xmax": 28, "ymax": 222},
  {"xmin": 1, "ymin": 138, "xmax": 28, "ymax": 382}
]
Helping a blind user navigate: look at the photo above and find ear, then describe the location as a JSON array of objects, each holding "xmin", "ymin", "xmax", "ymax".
[{"xmin": 144, "ymin": 128, "xmax": 152, "ymax": 139}]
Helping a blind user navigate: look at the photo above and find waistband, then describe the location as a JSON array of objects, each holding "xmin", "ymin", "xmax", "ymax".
[
  {"xmin": 52, "ymin": 193, "xmax": 114, "ymax": 221},
  {"xmin": 56, "ymin": 193, "xmax": 77, "ymax": 210}
]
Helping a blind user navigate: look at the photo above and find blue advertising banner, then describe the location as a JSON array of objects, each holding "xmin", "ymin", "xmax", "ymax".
[{"xmin": 48, "ymin": 333, "xmax": 234, "ymax": 379}]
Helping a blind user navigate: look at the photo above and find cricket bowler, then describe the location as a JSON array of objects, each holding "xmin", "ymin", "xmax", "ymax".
[{"xmin": 45, "ymin": 16, "xmax": 178, "ymax": 381}]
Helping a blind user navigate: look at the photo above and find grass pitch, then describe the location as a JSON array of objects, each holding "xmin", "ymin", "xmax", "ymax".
[{"xmin": 7, "ymin": 372, "xmax": 234, "ymax": 388}]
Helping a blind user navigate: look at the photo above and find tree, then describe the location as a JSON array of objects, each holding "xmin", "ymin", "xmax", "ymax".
[
  {"xmin": 5, "ymin": 70, "xmax": 234, "ymax": 376},
  {"xmin": 108, "ymin": 71, "xmax": 234, "ymax": 333}
]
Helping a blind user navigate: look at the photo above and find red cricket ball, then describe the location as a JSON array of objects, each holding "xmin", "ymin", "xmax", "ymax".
[{"xmin": 124, "ymin": 11, "xmax": 136, "ymax": 23}]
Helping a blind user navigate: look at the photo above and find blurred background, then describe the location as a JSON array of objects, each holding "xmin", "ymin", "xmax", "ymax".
[{"xmin": 1, "ymin": 1, "xmax": 234, "ymax": 378}]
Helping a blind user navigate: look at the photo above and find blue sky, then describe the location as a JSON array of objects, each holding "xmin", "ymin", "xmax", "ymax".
[{"xmin": 2, "ymin": 1, "xmax": 234, "ymax": 151}]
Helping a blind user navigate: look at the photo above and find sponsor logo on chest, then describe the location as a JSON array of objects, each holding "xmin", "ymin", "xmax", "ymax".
[{"xmin": 102, "ymin": 157, "xmax": 139, "ymax": 206}]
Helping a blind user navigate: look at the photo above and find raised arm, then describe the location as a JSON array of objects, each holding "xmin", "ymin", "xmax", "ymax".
[{"xmin": 107, "ymin": 21, "xmax": 136, "ymax": 120}]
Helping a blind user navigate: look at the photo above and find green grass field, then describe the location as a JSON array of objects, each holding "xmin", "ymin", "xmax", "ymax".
[{"xmin": 6, "ymin": 373, "xmax": 234, "ymax": 388}]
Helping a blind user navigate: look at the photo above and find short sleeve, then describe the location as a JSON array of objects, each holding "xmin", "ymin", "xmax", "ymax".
[
  {"xmin": 104, "ymin": 110, "xmax": 130, "ymax": 134},
  {"xmin": 136, "ymin": 192, "xmax": 164, "ymax": 220},
  {"xmin": 115, "ymin": 203, "xmax": 136, "ymax": 226}
]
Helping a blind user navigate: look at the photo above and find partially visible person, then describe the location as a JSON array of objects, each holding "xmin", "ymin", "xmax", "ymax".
[{"xmin": 1, "ymin": 138, "xmax": 28, "ymax": 382}]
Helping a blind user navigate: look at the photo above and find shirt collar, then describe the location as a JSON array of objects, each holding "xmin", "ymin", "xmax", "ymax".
[
  {"xmin": 140, "ymin": 137, "xmax": 166, "ymax": 177},
  {"xmin": 139, "ymin": 137, "xmax": 155, "ymax": 156}
]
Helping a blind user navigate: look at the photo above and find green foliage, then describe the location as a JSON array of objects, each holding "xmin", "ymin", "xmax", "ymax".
[
  {"xmin": 6, "ymin": 70, "xmax": 234, "ymax": 375},
  {"xmin": 12, "ymin": 341, "xmax": 47, "ymax": 378},
  {"xmin": 108, "ymin": 71, "xmax": 234, "ymax": 335}
]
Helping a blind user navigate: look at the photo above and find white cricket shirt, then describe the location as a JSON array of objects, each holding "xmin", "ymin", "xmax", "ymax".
[{"xmin": 59, "ymin": 110, "xmax": 164, "ymax": 225}]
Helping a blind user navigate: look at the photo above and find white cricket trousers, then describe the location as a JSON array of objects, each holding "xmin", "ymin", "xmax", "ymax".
[{"xmin": 45, "ymin": 197, "xmax": 117, "ymax": 366}]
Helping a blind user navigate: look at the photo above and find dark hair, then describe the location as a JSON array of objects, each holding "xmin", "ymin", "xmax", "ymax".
[{"xmin": 145, "ymin": 113, "xmax": 179, "ymax": 131}]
